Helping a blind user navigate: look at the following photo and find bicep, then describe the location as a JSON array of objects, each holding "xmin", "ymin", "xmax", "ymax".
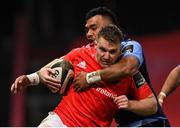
[{"xmin": 121, "ymin": 55, "xmax": 139, "ymax": 73}]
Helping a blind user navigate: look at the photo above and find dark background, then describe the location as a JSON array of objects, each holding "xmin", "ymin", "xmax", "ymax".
[{"xmin": 0, "ymin": 0, "xmax": 180, "ymax": 126}]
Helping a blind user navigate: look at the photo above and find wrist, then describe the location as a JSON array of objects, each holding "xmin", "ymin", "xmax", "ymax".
[
  {"xmin": 86, "ymin": 71, "xmax": 101, "ymax": 84},
  {"xmin": 159, "ymin": 91, "xmax": 167, "ymax": 98},
  {"xmin": 158, "ymin": 91, "xmax": 166, "ymax": 104},
  {"xmin": 26, "ymin": 72, "xmax": 40, "ymax": 86},
  {"xmin": 158, "ymin": 99, "xmax": 164, "ymax": 105}
]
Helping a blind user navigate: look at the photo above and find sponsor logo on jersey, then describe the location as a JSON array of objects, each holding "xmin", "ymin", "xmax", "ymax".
[
  {"xmin": 133, "ymin": 71, "xmax": 146, "ymax": 88},
  {"xmin": 122, "ymin": 45, "xmax": 133, "ymax": 54},
  {"xmin": 77, "ymin": 61, "xmax": 86, "ymax": 69},
  {"xmin": 96, "ymin": 87, "xmax": 117, "ymax": 99}
]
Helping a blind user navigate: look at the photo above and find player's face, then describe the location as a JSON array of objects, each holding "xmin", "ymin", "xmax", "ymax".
[
  {"xmin": 85, "ymin": 15, "xmax": 112, "ymax": 43},
  {"xmin": 96, "ymin": 37, "xmax": 121, "ymax": 68}
]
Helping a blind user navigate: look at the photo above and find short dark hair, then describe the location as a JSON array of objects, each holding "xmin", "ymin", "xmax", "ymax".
[
  {"xmin": 98, "ymin": 24, "xmax": 124, "ymax": 43},
  {"xmin": 85, "ymin": 6, "xmax": 119, "ymax": 26}
]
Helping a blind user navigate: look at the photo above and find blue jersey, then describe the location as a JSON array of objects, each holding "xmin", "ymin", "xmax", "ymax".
[
  {"xmin": 121, "ymin": 39, "xmax": 143, "ymax": 67},
  {"xmin": 115, "ymin": 39, "xmax": 170, "ymax": 127}
]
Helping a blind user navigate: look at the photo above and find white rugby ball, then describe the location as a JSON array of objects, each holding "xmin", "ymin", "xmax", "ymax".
[{"xmin": 50, "ymin": 59, "xmax": 74, "ymax": 94}]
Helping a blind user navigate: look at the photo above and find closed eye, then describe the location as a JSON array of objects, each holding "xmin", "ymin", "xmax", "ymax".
[
  {"xmin": 109, "ymin": 50, "xmax": 117, "ymax": 54},
  {"xmin": 99, "ymin": 47, "xmax": 106, "ymax": 52}
]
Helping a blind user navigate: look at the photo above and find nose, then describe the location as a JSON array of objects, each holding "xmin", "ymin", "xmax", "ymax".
[
  {"xmin": 103, "ymin": 52, "xmax": 110, "ymax": 60},
  {"xmin": 86, "ymin": 29, "xmax": 93, "ymax": 39}
]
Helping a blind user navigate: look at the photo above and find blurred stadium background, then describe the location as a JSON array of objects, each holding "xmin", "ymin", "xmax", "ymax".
[{"xmin": 0, "ymin": 0, "xmax": 179, "ymax": 126}]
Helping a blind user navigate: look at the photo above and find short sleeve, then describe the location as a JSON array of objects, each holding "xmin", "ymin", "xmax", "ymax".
[
  {"xmin": 129, "ymin": 72, "xmax": 153, "ymax": 100},
  {"xmin": 121, "ymin": 40, "xmax": 144, "ymax": 67}
]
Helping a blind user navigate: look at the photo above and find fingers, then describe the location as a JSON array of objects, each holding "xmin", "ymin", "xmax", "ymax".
[
  {"xmin": 47, "ymin": 84, "xmax": 59, "ymax": 93},
  {"xmin": 114, "ymin": 95, "xmax": 128, "ymax": 109},
  {"xmin": 73, "ymin": 71, "xmax": 88, "ymax": 92},
  {"xmin": 40, "ymin": 74, "xmax": 60, "ymax": 93},
  {"xmin": 73, "ymin": 83, "xmax": 87, "ymax": 92},
  {"xmin": 47, "ymin": 68, "xmax": 56, "ymax": 74},
  {"xmin": 73, "ymin": 82, "xmax": 80, "ymax": 92},
  {"xmin": 73, "ymin": 79, "xmax": 85, "ymax": 92},
  {"xmin": 42, "ymin": 79, "xmax": 61, "ymax": 92},
  {"xmin": 43, "ymin": 76, "xmax": 61, "ymax": 89},
  {"xmin": 11, "ymin": 83, "xmax": 16, "ymax": 94},
  {"xmin": 46, "ymin": 76, "xmax": 61, "ymax": 84},
  {"xmin": 73, "ymin": 77, "xmax": 81, "ymax": 92},
  {"xmin": 158, "ymin": 99, "xmax": 163, "ymax": 107},
  {"xmin": 114, "ymin": 95, "xmax": 127, "ymax": 102},
  {"xmin": 157, "ymin": 92, "xmax": 166, "ymax": 107},
  {"xmin": 73, "ymin": 85, "xmax": 83, "ymax": 92},
  {"xmin": 75, "ymin": 72, "xmax": 81, "ymax": 77},
  {"xmin": 40, "ymin": 68, "xmax": 61, "ymax": 85},
  {"xmin": 10, "ymin": 75, "xmax": 26, "ymax": 94},
  {"xmin": 39, "ymin": 67, "xmax": 62, "ymax": 93}
]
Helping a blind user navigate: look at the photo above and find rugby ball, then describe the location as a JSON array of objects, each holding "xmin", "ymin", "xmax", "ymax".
[{"xmin": 50, "ymin": 59, "xmax": 74, "ymax": 94}]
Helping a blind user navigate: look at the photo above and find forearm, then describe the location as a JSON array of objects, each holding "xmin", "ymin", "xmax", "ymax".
[
  {"xmin": 27, "ymin": 58, "xmax": 63, "ymax": 85},
  {"xmin": 127, "ymin": 94, "xmax": 157, "ymax": 116},
  {"xmin": 161, "ymin": 77, "xmax": 179, "ymax": 97},
  {"xmin": 100, "ymin": 56, "xmax": 139, "ymax": 82},
  {"xmin": 161, "ymin": 66, "xmax": 180, "ymax": 96}
]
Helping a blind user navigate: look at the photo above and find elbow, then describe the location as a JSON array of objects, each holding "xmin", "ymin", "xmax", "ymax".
[
  {"xmin": 121, "ymin": 64, "xmax": 137, "ymax": 76},
  {"xmin": 151, "ymin": 100, "xmax": 158, "ymax": 115},
  {"xmin": 122, "ymin": 57, "xmax": 139, "ymax": 75},
  {"xmin": 141, "ymin": 96, "xmax": 158, "ymax": 116},
  {"xmin": 148, "ymin": 97, "xmax": 158, "ymax": 115}
]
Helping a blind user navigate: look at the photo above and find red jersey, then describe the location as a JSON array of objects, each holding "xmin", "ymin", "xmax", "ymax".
[{"xmin": 54, "ymin": 44, "xmax": 152, "ymax": 127}]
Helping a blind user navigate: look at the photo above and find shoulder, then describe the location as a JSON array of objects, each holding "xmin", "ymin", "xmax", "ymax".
[
  {"xmin": 121, "ymin": 39, "xmax": 143, "ymax": 53},
  {"xmin": 69, "ymin": 43, "xmax": 95, "ymax": 55},
  {"xmin": 121, "ymin": 39, "xmax": 142, "ymax": 47},
  {"xmin": 70, "ymin": 44, "xmax": 88, "ymax": 52},
  {"xmin": 175, "ymin": 64, "xmax": 180, "ymax": 74},
  {"xmin": 177, "ymin": 64, "xmax": 180, "ymax": 69}
]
